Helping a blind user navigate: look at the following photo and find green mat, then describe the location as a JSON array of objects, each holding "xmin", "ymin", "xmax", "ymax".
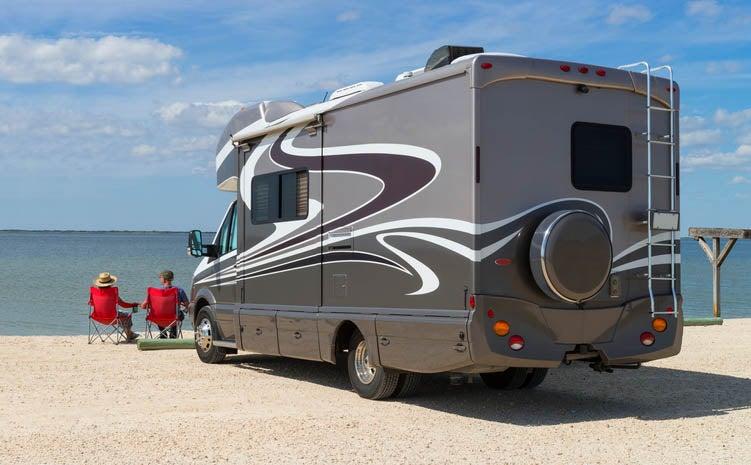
[
  {"xmin": 683, "ymin": 317, "xmax": 724, "ymax": 327},
  {"xmin": 137, "ymin": 338, "xmax": 195, "ymax": 351}
]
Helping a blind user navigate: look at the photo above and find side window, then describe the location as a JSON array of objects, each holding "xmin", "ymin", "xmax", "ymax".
[
  {"xmin": 229, "ymin": 204, "xmax": 238, "ymax": 252},
  {"xmin": 251, "ymin": 170, "xmax": 309, "ymax": 224},
  {"xmin": 215, "ymin": 203, "xmax": 236, "ymax": 256},
  {"xmin": 571, "ymin": 122, "xmax": 632, "ymax": 192}
]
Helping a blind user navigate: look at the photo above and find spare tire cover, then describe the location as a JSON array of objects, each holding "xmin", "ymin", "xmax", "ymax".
[{"xmin": 530, "ymin": 210, "xmax": 612, "ymax": 303}]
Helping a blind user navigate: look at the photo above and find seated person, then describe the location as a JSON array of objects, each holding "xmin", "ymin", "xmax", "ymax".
[
  {"xmin": 91, "ymin": 272, "xmax": 140, "ymax": 342},
  {"xmin": 141, "ymin": 270, "xmax": 189, "ymax": 339}
]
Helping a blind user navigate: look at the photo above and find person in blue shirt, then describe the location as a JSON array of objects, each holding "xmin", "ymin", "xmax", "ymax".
[{"xmin": 141, "ymin": 269, "xmax": 189, "ymax": 339}]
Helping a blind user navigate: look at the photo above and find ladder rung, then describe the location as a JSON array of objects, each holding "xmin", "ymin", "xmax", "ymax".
[
  {"xmin": 648, "ymin": 106, "xmax": 675, "ymax": 112},
  {"xmin": 649, "ymin": 242, "xmax": 675, "ymax": 247},
  {"xmin": 650, "ymin": 277, "xmax": 676, "ymax": 281},
  {"xmin": 648, "ymin": 209, "xmax": 678, "ymax": 214},
  {"xmin": 648, "ymin": 140, "xmax": 674, "ymax": 145},
  {"xmin": 648, "ymin": 174, "xmax": 675, "ymax": 179},
  {"xmin": 652, "ymin": 311, "xmax": 676, "ymax": 315}
]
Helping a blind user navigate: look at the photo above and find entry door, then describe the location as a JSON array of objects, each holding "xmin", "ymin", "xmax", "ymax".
[{"xmin": 237, "ymin": 131, "xmax": 323, "ymax": 357}]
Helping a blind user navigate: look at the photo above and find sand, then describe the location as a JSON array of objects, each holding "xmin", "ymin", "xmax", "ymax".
[{"xmin": 1, "ymin": 320, "xmax": 750, "ymax": 465}]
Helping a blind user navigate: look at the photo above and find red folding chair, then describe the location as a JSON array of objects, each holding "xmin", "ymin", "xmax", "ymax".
[
  {"xmin": 88, "ymin": 286, "xmax": 127, "ymax": 344},
  {"xmin": 143, "ymin": 287, "xmax": 183, "ymax": 339}
]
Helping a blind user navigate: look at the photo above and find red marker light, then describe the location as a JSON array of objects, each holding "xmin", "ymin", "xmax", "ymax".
[
  {"xmin": 495, "ymin": 258, "xmax": 512, "ymax": 266},
  {"xmin": 578, "ymin": 66, "xmax": 589, "ymax": 74},
  {"xmin": 509, "ymin": 335, "xmax": 525, "ymax": 351},
  {"xmin": 480, "ymin": 62, "xmax": 493, "ymax": 69},
  {"xmin": 487, "ymin": 308, "xmax": 495, "ymax": 319},
  {"xmin": 596, "ymin": 69, "xmax": 606, "ymax": 77},
  {"xmin": 560, "ymin": 64, "xmax": 571, "ymax": 72},
  {"xmin": 640, "ymin": 332, "xmax": 655, "ymax": 346},
  {"xmin": 469, "ymin": 295, "xmax": 476, "ymax": 309}
]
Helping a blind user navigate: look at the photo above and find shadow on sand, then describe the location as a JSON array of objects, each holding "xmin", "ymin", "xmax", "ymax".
[{"xmin": 226, "ymin": 354, "xmax": 751, "ymax": 426}]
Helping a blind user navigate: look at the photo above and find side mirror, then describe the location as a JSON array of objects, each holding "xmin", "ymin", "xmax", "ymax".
[
  {"xmin": 188, "ymin": 230, "xmax": 203, "ymax": 257},
  {"xmin": 188, "ymin": 230, "xmax": 218, "ymax": 258}
]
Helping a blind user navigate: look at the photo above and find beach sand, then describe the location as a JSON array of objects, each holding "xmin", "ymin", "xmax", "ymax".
[{"xmin": 1, "ymin": 320, "xmax": 750, "ymax": 465}]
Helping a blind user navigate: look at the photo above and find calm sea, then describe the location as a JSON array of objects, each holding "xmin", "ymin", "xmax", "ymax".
[{"xmin": 0, "ymin": 231, "xmax": 748, "ymax": 335}]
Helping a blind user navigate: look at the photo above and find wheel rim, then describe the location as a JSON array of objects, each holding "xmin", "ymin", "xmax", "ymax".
[
  {"xmin": 196, "ymin": 317, "xmax": 213, "ymax": 352},
  {"xmin": 353, "ymin": 340, "xmax": 376, "ymax": 385}
]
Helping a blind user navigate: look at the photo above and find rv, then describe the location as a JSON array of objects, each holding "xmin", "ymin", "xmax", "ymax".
[{"xmin": 187, "ymin": 45, "xmax": 682, "ymax": 399}]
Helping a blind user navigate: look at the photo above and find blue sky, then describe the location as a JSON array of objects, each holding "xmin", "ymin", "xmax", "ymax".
[{"xmin": 0, "ymin": 0, "xmax": 750, "ymax": 233}]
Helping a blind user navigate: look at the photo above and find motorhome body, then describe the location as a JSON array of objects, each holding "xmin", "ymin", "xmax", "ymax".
[{"xmin": 188, "ymin": 46, "xmax": 683, "ymax": 399}]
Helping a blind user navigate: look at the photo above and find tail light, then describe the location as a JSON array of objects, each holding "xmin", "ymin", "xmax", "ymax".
[
  {"xmin": 640, "ymin": 332, "xmax": 655, "ymax": 346},
  {"xmin": 480, "ymin": 62, "xmax": 493, "ymax": 69},
  {"xmin": 652, "ymin": 318, "xmax": 667, "ymax": 332},
  {"xmin": 493, "ymin": 320, "xmax": 510, "ymax": 337},
  {"xmin": 508, "ymin": 335, "xmax": 525, "ymax": 350},
  {"xmin": 468, "ymin": 295, "xmax": 476, "ymax": 309}
]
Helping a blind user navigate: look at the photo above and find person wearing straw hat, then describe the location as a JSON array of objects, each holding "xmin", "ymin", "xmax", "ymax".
[{"xmin": 91, "ymin": 272, "xmax": 140, "ymax": 342}]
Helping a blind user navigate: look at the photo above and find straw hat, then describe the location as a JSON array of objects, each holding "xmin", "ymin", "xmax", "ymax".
[{"xmin": 94, "ymin": 272, "xmax": 118, "ymax": 287}]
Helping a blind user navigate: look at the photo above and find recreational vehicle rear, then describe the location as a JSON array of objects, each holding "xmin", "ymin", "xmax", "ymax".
[{"xmin": 187, "ymin": 45, "xmax": 683, "ymax": 399}]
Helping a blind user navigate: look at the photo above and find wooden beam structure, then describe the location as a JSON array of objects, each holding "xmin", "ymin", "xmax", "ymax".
[{"xmin": 688, "ymin": 227, "xmax": 751, "ymax": 318}]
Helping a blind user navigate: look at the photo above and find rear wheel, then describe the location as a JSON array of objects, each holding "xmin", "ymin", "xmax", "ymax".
[
  {"xmin": 195, "ymin": 308, "xmax": 227, "ymax": 364},
  {"xmin": 480, "ymin": 368, "xmax": 528, "ymax": 390},
  {"xmin": 521, "ymin": 368, "xmax": 548, "ymax": 389},
  {"xmin": 394, "ymin": 372, "xmax": 422, "ymax": 398},
  {"xmin": 347, "ymin": 332, "xmax": 400, "ymax": 400}
]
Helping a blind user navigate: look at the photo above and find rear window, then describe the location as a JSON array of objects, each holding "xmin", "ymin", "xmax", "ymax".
[{"xmin": 571, "ymin": 122, "xmax": 632, "ymax": 192}]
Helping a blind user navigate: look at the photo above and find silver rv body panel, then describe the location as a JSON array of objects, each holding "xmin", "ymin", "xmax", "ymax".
[{"xmin": 190, "ymin": 53, "xmax": 682, "ymax": 373}]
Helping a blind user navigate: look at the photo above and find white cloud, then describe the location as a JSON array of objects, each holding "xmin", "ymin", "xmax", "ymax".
[
  {"xmin": 705, "ymin": 60, "xmax": 743, "ymax": 75},
  {"xmin": 681, "ymin": 115, "xmax": 707, "ymax": 131},
  {"xmin": 0, "ymin": 34, "xmax": 182, "ymax": 85},
  {"xmin": 131, "ymin": 144, "xmax": 157, "ymax": 157},
  {"xmin": 336, "ymin": 10, "xmax": 360, "ymax": 22},
  {"xmin": 714, "ymin": 108, "xmax": 751, "ymax": 127},
  {"xmin": 157, "ymin": 101, "xmax": 244, "ymax": 128},
  {"xmin": 730, "ymin": 175, "xmax": 750, "ymax": 184},
  {"xmin": 683, "ymin": 144, "xmax": 751, "ymax": 167},
  {"xmin": 606, "ymin": 4, "xmax": 653, "ymax": 25},
  {"xmin": 686, "ymin": 0, "xmax": 722, "ymax": 17},
  {"xmin": 682, "ymin": 128, "xmax": 722, "ymax": 146},
  {"xmin": 738, "ymin": 132, "xmax": 751, "ymax": 144}
]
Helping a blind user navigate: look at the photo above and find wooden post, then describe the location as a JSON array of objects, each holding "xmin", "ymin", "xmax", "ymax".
[
  {"xmin": 690, "ymin": 227, "xmax": 747, "ymax": 319},
  {"xmin": 712, "ymin": 238, "xmax": 721, "ymax": 318}
]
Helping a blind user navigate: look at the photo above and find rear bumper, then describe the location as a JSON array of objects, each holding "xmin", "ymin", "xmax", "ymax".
[{"xmin": 467, "ymin": 294, "xmax": 683, "ymax": 369}]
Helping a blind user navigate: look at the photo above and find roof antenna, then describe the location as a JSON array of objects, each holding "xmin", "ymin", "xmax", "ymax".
[{"xmin": 321, "ymin": 91, "xmax": 328, "ymax": 102}]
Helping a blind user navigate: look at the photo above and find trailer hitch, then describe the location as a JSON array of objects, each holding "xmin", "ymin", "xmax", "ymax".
[{"xmin": 589, "ymin": 362, "xmax": 641, "ymax": 373}]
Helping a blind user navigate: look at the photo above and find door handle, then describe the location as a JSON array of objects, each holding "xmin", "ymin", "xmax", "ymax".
[
  {"xmin": 452, "ymin": 343, "xmax": 467, "ymax": 353},
  {"xmin": 255, "ymin": 328, "xmax": 262, "ymax": 336},
  {"xmin": 379, "ymin": 337, "xmax": 390, "ymax": 346},
  {"xmin": 294, "ymin": 331, "xmax": 302, "ymax": 339}
]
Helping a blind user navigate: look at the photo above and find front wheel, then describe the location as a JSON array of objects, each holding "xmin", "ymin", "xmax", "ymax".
[
  {"xmin": 195, "ymin": 307, "xmax": 227, "ymax": 364},
  {"xmin": 347, "ymin": 332, "xmax": 400, "ymax": 400}
]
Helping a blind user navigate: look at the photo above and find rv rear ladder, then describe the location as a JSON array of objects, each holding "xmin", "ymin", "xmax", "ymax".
[{"xmin": 618, "ymin": 61, "xmax": 679, "ymax": 318}]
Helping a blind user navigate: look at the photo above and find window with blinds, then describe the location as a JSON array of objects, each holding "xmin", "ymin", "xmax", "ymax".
[{"xmin": 251, "ymin": 170, "xmax": 309, "ymax": 224}]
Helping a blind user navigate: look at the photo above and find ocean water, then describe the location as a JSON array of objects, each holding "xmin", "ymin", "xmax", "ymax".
[{"xmin": 0, "ymin": 231, "xmax": 748, "ymax": 335}]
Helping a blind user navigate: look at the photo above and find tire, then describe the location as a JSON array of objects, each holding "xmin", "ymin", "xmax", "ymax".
[
  {"xmin": 480, "ymin": 368, "xmax": 529, "ymax": 390},
  {"xmin": 194, "ymin": 307, "xmax": 227, "ymax": 364},
  {"xmin": 347, "ymin": 332, "xmax": 400, "ymax": 400},
  {"xmin": 521, "ymin": 368, "xmax": 548, "ymax": 389},
  {"xmin": 394, "ymin": 372, "xmax": 422, "ymax": 398}
]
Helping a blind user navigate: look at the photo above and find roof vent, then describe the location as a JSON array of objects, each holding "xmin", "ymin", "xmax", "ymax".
[
  {"xmin": 328, "ymin": 81, "xmax": 383, "ymax": 100},
  {"xmin": 425, "ymin": 45, "xmax": 484, "ymax": 71}
]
